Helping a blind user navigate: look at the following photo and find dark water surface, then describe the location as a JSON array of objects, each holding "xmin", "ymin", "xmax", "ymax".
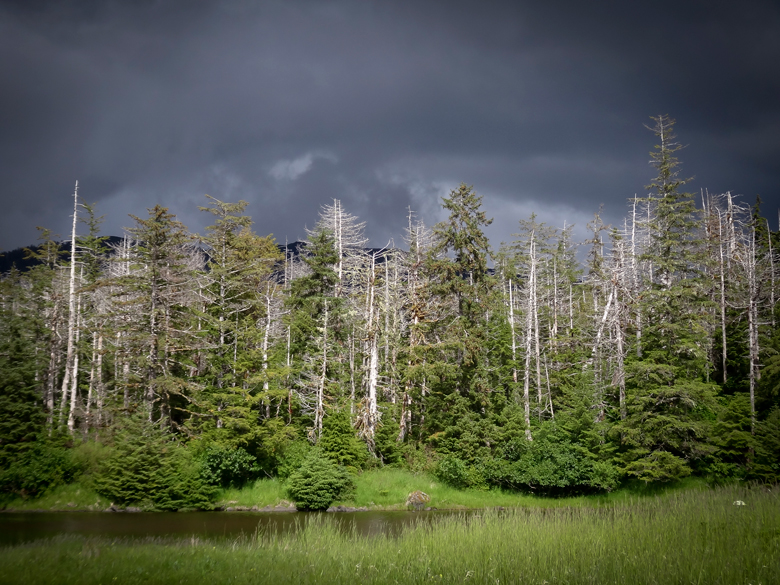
[{"xmin": 0, "ymin": 510, "xmax": 467, "ymax": 546}]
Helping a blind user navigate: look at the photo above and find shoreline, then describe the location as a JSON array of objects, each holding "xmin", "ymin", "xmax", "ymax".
[{"xmin": 1, "ymin": 503, "xmax": 476, "ymax": 513}]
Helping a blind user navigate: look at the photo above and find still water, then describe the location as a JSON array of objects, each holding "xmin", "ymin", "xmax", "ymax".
[{"xmin": 0, "ymin": 510, "xmax": 468, "ymax": 546}]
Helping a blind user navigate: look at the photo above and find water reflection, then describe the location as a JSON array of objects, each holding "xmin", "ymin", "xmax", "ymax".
[{"xmin": 0, "ymin": 510, "xmax": 473, "ymax": 545}]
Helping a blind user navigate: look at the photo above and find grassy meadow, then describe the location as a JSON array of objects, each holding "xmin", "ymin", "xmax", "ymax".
[
  {"xmin": 172, "ymin": 467, "xmax": 714, "ymax": 511},
  {"xmin": 1, "ymin": 484, "xmax": 778, "ymax": 584},
  {"xmin": 3, "ymin": 467, "xmax": 711, "ymax": 512}
]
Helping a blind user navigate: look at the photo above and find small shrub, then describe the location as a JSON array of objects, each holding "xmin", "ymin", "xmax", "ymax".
[
  {"xmin": 401, "ymin": 442, "xmax": 436, "ymax": 473},
  {"xmin": 276, "ymin": 440, "xmax": 312, "ymax": 479},
  {"xmin": 435, "ymin": 455, "xmax": 486, "ymax": 489},
  {"xmin": 286, "ymin": 449, "xmax": 355, "ymax": 511},
  {"xmin": 624, "ymin": 451, "xmax": 691, "ymax": 484},
  {"xmin": 0, "ymin": 441, "xmax": 79, "ymax": 500},
  {"xmin": 200, "ymin": 446, "xmax": 259, "ymax": 488}
]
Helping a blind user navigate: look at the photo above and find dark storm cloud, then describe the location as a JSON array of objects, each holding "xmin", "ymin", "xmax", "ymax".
[{"xmin": 1, "ymin": 0, "xmax": 779, "ymax": 254}]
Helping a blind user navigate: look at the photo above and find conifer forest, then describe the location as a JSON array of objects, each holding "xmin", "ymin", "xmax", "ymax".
[{"xmin": 2, "ymin": 115, "xmax": 779, "ymax": 506}]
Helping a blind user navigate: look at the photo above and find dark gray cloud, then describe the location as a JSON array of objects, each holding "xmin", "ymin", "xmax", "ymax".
[{"xmin": 1, "ymin": 0, "xmax": 779, "ymax": 254}]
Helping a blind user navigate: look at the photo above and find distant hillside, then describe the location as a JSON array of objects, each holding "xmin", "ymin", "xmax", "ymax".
[
  {"xmin": 0, "ymin": 237, "xmax": 125, "ymax": 275},
  {"xmin": 1, "ymin": 238, "xmax": 395, "ymax": 276}
]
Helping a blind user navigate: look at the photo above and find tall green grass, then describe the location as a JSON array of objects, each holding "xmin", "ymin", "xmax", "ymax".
[
  {"xmin": 4, "ymin": 467, "xmax": 711, "ymax": 512},
  {"xmin": 1, "ymin": 484, "xmax": 777, "ymax": 584},
  {"xmin": 215, "ymin": 477, "xmax": 289, "ymax": 508},
  {"xmin": 341, "ymin": 467, "xmax": 710, "ymax": 509},
  {"xmin": 0, "ymin": 481, "xmax": 108, "ymax": 511}
]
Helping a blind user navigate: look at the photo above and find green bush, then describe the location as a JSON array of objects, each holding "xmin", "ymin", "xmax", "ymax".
[
  {"xmin": 94, "ymin": 414, "xmax": 215, "ymax": 510},
  {"xmin": 0, "ymin": 440, "xmax": 79, "ymax": 501},
  {"xmin": 200, "ymin": 445, "xmax": 259, "ymax": 487},
  {"xmin": 435, "ymin": 455, "xmax": 487, "ymax": 490},
  {"xmin": 286, "ymin": 449, "xmax": 355, "ymax": 511},
  {"xmin": 624, "ymin": 451, "xmax": 691, "ymax": 484},
  {"xmin": 401, "ymin": 442, "xmax": 436, "ymax": 473},
  {"xmin": 276, "ymin": 440, "xmax": 312, "ymax": 479},
  {"xmin": 488, "ymin": 436, "xmax": 620, "ymax": 494},
  {"xmin": 435, "ymin": 423, "xmax": 620, "ymax": 495}
]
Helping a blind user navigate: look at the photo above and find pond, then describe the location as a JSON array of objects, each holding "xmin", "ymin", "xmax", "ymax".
[{"xmin": 0, "ymin": 510, "xmax": 471, "ymax": 546}]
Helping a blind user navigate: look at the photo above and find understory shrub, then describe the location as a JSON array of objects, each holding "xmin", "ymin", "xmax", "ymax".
[
  {"xmin": 435, "ymin": 424, "xmax": 620, "ymax": 495},
  {"xmin": 435, "ymin": 455, "xmax": 487, "ymax": 490},
  {"xmin": 276, "ymin": 440, "xmax": 312, "ymax": 479},
  {"xmin": 486, "ymin": 435, "xmax": 619, "ymax": 494},
  {"xmin": 200, "ymin": 445, "xmax": 259, "ymax": 487},
  {"xmin": 286, "ymin": 448, "xmax": 355, "ymax": 511},
  {"xmin": 624, "ymin": 450, "xmax": 692, "ymax": 484},
  {"xmin": 94, "ymin": 414, "xmax": 215, "ymax": 510},
  {"xmin": 0, "ymin": 440, "xmax": 79, "ymax": 501}
]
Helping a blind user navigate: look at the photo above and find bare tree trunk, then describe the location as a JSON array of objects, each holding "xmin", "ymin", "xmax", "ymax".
[
  {"xmin": 67, "ymin": 280, "xmax": 83, "ymax": 433},
  {"xmin": 523, "ymin": 239, "xmax": 535, "ymax": 440},
  {"xmin": 585, "ymin": 289, "xmax": 614, "ymax": 369},
  {"xmin": 262, "ymin": 287, "xmax": 272, "ymax": 392},
  {"xmin": 384, "ymin": 257, "xmax": 390, "ymax": 369},
  {"xmin": 95, "ymin": 330, "xmax": 104, "ymax": 426},
  {"xmin": 747, "ymin": 227, "xmax": 759, "ymax": 435},
  {"xmin": 147, "ymin": 285, "xmax": 158, "ymax": 420},
  {"xmin": 365, "ymin": 253, "xmax": 380, "ymax": 442},
  {"xmin": 532, "ymin": 246, "xmax": 542, "ymax": 405},
  {"xmin": 508, "ymin": 279, "xmax": 518, "ymax": 393},
  {"xmin": 60, "ymin": 181, "xmax": 79, "ymax": 429},
  {"xmin": 349, "ymin": 330, "xmax": 356, "ymax": 416},
  {"xmin": 544, "ymin": 357, "xmax": 554, "ymax": 419},
  {"xmin": 614, "ymin": 284, "xmax": 626, "ymax": 420},
  {"xmin": 315, "ymin": 302, "xmax": 328, "ymax": 441},
  {"xmin": 552, "ymin": 257, "xmax": 558, "ymax": 346},
  {"xmin": 631, "ymin": 196, "xmax": 642, "ymax": 358},
  {"xmin": 718, "ymin": 211, "xmax": 728, "ymax": 384},
  {"xmin": 86, "ymin": 333, "xmax": 96, "ymax": 423},
  {"xmin": 286, "ymin": 324, "xmax": 292, "ymax": 424},
  {"xmin": 335, "ymin": 200, "xmax": 343, "ymax": 293},
  {"xmin": 768, "ymin": 219, "xmax": 776, "ymax": 329}
]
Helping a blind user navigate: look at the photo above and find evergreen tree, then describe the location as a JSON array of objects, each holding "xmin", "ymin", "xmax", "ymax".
[
  {"xmin": 286, "ymin": 228, "xmax": 345, "ymax": 441},
  {"xmin": 0, "ymin": 303, "xmax": 44, "ymax": 468},
  {"xmin": 615, "ymin": 116, "xmax": 719, "ymax": 480},
  {"xmin": 191, "ymin": 196, "xmax": 284, "ymax": 452},
  {"xmin": 424, "ymin": 184, "xmax": 501, "ymax": 455},
  {"xmin": 113, "ymin": 205, "xmax": 200, "ymax": 425}
]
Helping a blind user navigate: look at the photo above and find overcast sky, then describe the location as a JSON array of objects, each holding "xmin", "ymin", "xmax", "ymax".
[{"xmin": 1, "ymin": 0, "xmax": 779, "ymax": 254}]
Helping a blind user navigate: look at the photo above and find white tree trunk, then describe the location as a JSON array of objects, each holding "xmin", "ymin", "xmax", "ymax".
[
  {"xmin": 315, "ymin": 302, "xmax": 328, "ymax": 441},
  {"xmin": 67, "ymin": 278, "xmax": 83, "ymax": 434},
  {"xmin": 523, "ymin": 239, "xmax": 535, "ymax": 440},
  {"xmin": 718, "ymin": 211, "xmax": 728, "ymax": 384},
  {"xmin": 60, "ymin": 181, "xmax": 79, "ymax": 429},
  {"xmin": 747, "ymin": 227, "xmax": 759, "ymax": 435}
]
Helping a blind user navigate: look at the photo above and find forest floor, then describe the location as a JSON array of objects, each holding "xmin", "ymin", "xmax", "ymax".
[
  {"xmin": 2, "ymin": 467, "xmax": 711, "ymax": 512},
  {"xmin": 0, "ymin": 484, "xmax": 777, "ymax": 585}
]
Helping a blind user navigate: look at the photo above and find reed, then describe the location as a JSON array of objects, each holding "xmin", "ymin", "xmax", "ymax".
[{"xmin": 1, "ymin": 484, "xmax": 777, "ymax": 584}]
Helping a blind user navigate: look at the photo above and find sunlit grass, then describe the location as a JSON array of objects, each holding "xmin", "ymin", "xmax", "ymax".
[
  {"xmin": 341, "ymin": 467, "xmax": 711, "ymax": 510},
  {"xmin": 214, "ymin": 477, "xmax": 289, "ymax": 508},
  {"xmin": 3, "ymin": 467, "xmax": 713, "ymax": 512},
  {"xmin": 1, "ymin": 481, "xmax": 108, "ymax": 511},
  {"xmin": 1, "ymin": 484, "xmax": 777, "ymax": 585}
]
